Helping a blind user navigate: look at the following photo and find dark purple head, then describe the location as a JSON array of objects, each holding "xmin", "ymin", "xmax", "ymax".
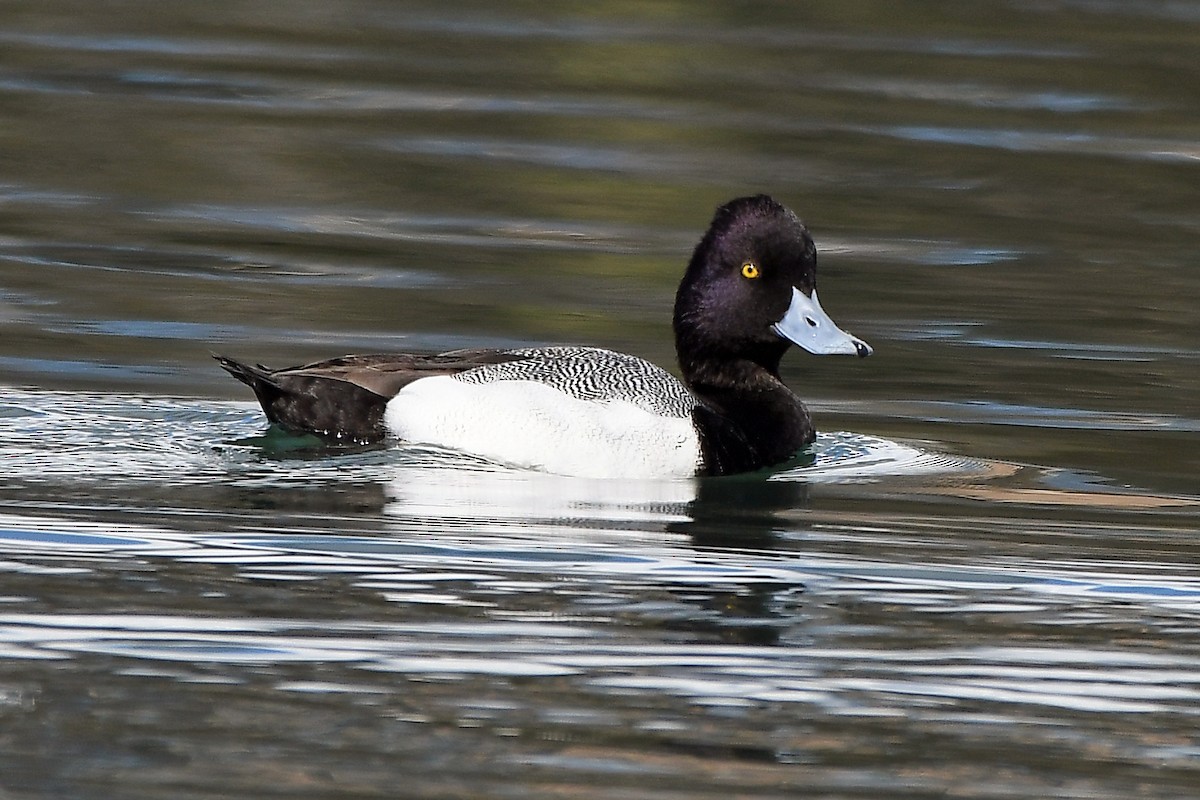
[{"xmin": 673, "ymin": 195, "xmax": 871, "ymax": 377}]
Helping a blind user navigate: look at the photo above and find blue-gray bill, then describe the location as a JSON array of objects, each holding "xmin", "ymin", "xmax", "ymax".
[{"xmin": 771, "ymin": 287, "xmax": 873, "ymax": 358}]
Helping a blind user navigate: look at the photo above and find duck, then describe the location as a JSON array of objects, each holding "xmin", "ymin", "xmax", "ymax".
[{"xmin": 215, "ymin": 194, "xmax": 872, "ymax": 478}]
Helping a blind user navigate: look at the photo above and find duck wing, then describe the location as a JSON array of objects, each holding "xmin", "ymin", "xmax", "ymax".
[{"xmin": 215, "ymin": 348, "xmax": 525, "ymax": 444}]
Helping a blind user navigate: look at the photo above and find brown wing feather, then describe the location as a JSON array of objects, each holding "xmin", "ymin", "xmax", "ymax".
[
  {"xmin": 263, "ymin": 349, "xmax": 527, "ymax": 397},
  {"xmin": 215, "ymin": 349, "xmax": 527, "ymax": 444}
]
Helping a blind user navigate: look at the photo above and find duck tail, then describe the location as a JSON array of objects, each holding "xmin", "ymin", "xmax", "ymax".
[
  {"xmin": 213, "ymin": 354, "xmax": 292, "ymax": 427},
  {"xmin": 213, "ymin": 354, "xmax": 280, "ymax": 392},
  {"xmin": 213, "ymin": 354, "xmax": 387, "ymax": 445}
]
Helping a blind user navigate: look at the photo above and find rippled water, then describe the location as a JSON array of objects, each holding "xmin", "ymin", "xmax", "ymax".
[
  {"xmin": 2, "ymin": 390, "xmax": 1198, "ymax": 797},
  {"xmin": 2, "ymin": 2, "xmax": 1199, "ymax": 798}
]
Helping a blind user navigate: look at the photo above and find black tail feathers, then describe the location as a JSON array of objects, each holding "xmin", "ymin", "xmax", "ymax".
[{"xmin": 214, "ymin": 354, "xmax": 387, "ymax": 444}]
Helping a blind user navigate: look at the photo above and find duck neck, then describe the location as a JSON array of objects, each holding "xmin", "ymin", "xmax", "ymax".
[{"xmin": 677, "ymin": 344, "xmax": 814, "ymax": 475}]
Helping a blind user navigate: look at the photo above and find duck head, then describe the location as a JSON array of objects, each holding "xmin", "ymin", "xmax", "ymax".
[{"xmin": 673, "ymin": 194, "xmax": 872, "ymax": 378}]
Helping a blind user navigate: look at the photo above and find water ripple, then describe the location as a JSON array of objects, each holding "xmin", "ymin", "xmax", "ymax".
[
  {"xmin": 868, "ymin": 125, "xmax": 1200, "ymax": 164},
  {"xmin": 812, "ymin": 76, "xmax": 1136, "ymax": 113}
]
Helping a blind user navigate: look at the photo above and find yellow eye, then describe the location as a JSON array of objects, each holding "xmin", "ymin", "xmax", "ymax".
[{"xmin": 740, "ymin": 262, "xmax": 760, "ymax": 279}]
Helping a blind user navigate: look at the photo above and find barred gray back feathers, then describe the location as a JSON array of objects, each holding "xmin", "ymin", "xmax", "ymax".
[{"xmin": 452, "ymin": 346, "xmax": 697, "ymax": 418}]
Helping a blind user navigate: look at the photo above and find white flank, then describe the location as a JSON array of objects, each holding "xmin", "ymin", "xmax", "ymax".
[{"xmin": 384, "ymin": 376, "xmax": 701, "ymax": 479}]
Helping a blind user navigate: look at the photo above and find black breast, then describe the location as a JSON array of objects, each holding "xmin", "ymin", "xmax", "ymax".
[{"xmin": 688, "ymin": 384, "xmax": 815, "ymax": 477}]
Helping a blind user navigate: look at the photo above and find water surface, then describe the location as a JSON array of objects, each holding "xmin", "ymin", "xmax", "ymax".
[{"xmin": 1, "ymin": 2, "xmax": 1198, "ymax": 798}]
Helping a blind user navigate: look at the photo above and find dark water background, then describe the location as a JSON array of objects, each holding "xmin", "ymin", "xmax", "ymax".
[{"xmin": 1, "ymin": 2, "xmax": 1198, "ymax": 798}]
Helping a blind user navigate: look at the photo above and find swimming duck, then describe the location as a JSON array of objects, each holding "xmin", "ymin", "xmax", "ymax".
[{"xmin": 216, "ymin": 195, "xmax": 871, "ymax": 478}]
